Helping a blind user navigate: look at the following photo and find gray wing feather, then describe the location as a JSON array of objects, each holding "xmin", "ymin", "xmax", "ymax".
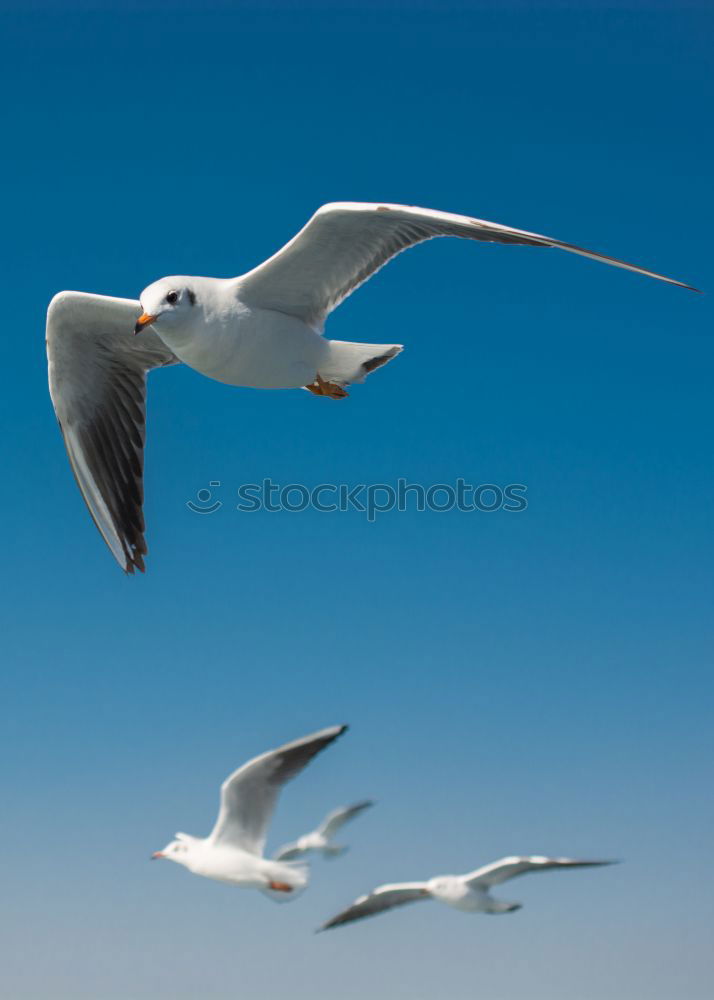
[
  {"xmin": 320, "ymin": 882, "xmax": 430, "ymax": 931},
  {"xmin": 210, "ymin": 725, "xmax": 347, "ymax": 855},
  {"xmin": 47, "ymin": 291, "xmax": 179, "ymax": 573},
  {"xmin": 465, "ymin": 856, "xmax": 615, "ymax": 888},
  {"xmin": 318, "ymin": 800, "xmax": 374, "ymax": 838},
  {"xmin": 238, "ymin": 202, "xmax": 697, "ymax": 328},
  {"xmin": 273, "ymin": 842, "xmax": 304, "ymax": 862}
]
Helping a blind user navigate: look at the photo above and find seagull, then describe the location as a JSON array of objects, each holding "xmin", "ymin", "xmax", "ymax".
[
  {"xmin": 151, "ymin": 725, "xmax": 346, "ymax": 901},
  {"xmin": 46, "ymin": 201, "xmax": 698, "ymax": 572},
  {"xmin": 274, "ymin": 800, "xmax": 374, "ymax": 861},
  {"xmin": 319, "ymin": 855, "xmax": 616, "ymax": 930}
]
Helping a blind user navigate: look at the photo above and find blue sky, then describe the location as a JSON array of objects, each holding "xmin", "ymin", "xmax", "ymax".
[{"xmin": 1, "ymin": 2, "xmax": 712, "ymax": 997}]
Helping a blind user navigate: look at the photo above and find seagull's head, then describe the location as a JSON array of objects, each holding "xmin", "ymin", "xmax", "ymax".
[
  {"xmin": 135, "ymin": 277, "xmax": 198, "ymax": 337},
  {"xmin": 151, "ymin": 832, "xmax": 195, "ymax": 866}
]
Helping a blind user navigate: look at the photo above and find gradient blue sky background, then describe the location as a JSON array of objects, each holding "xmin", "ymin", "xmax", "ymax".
[{"xmin": 1, "ymin": 2, "xmax": 712, "ymax": 998}]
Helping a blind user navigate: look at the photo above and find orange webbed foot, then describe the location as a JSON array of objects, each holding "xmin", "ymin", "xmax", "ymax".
[{"xmin": 304, "ymin": 374, "xmax": 349, "ymax": 399}]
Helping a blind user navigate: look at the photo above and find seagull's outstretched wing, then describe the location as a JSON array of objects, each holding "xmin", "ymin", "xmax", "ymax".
[
  {"xmin": 238, "ymin": 201, "xmax": 698, "ymax": 327},
  {"xmin": 464, "ymin": 855, "xmax": 615, "ymax": 888},
  {"xmin": 318, "ymin": 799, "xmax": 374, "ymax": 839},
  {"xmin": 47, "ymin": 291, "xmax": 179, "ymax": 573},
  {"xmin": 273, "ymin": 840, "xmax": 304, "ymax": 862},
  {"xmin": 209, "ymin": 725, "xmax": 347, "ymax": 855},
  {"xmin": 320, "ymin": 882, "xmax": 430, "ymax": 931}
]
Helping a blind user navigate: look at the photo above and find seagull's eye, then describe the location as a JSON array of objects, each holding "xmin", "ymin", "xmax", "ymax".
[{"xmin": 165, "ymin": 290, "xmax": 179, "ymax": 305}]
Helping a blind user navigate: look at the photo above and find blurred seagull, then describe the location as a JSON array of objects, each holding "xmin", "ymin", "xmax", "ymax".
[
  {"xmin": 151, "ymin": 725, "xmax": 346, "ymax": 901},
  {"xmin": 274, "ymin": 800, "xmax": 374, "ymax": 861},
  {"xmin": 320, "ymin": 855, "xmax": 616, "ymax": 930},
  {"xmin": 46, "ymin": 201, "xmax": 698, "ymax": 572}
]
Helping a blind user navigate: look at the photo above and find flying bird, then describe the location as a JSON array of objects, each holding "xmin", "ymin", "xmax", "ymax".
[
  {"xmin": 274, "ymin": 800, "xmax": 374, "ymax": 861},
  {"xmin": 46, "ymin": 201, "xmax": 698, "ymax": 572},
  {"xmin": 319, "ymin": 855, "xmax": 616, "ymax": 930},
  {"xmin": 151, "ymin": 725, "xmax": 346, "ymax": 900}
]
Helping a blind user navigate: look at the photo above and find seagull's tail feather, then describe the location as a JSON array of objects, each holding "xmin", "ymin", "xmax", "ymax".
[
  {"xmin": 319, "ymin": 341, "xmax": 403, "ymax": 386},
  {"xmin": 488, "ymin": 899, "xmax": 522, "ymax": 914}
]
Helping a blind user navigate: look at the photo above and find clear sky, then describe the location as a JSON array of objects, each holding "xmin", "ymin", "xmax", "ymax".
[{"xmin": 1, "ymin": 2, "xmax": 712, "ymax": 998}]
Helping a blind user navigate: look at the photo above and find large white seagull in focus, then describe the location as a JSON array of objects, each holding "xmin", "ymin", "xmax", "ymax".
[{"xmin": 46, "ymin": 201, "xmax": 698, "ymax": 572}]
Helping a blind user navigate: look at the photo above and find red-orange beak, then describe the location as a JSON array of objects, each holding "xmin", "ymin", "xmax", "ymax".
[
  {"xmin": 151, "ymin": 851, "xmax": 165, "ymax": 860},
  {"xmin": 134, "ymin": 313, "xmax": 157, "ymax": 335}
]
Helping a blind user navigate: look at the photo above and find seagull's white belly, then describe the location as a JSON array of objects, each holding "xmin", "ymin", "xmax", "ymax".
[
  {"xmin": 189, "ymin": 846, "xmax": 268, "ymax": 887},
  {"xmin": 430, "ymin": 879, "xmax": 489, "ymax": 912},
  {"xmin": 446, "ymin": 888, "xmax": 489, "ymax": 913},
  {"xmin": 164, "ymin": 305, "xmax": 328, "ymax": 390}
]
